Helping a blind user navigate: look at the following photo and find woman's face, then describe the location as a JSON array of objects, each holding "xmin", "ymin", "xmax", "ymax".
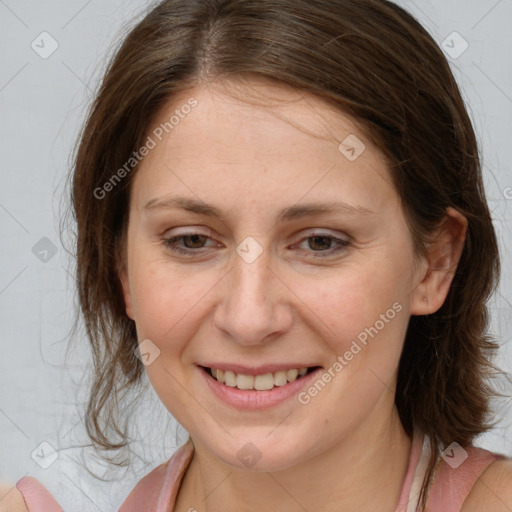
[{"xmin": 119, "ymin": 78, "xmax": 428, "ymax": 470}]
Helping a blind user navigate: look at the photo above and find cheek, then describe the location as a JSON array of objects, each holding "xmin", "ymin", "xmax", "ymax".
[
  {"xmin": 128, "ymin": 259, "xmax": 214, "ymax": 403},
  {"xmin": 297, "ymin": 261, "xmax": 410, "ymax": 369},
  {"xmin": 128, "ymin": 251, "xmax": 220, "ymax": 354}
]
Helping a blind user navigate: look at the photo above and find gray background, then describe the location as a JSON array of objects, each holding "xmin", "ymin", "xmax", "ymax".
[{"xmin": 0, "ymin": 0, "xmax": 511, "ymax": 510}]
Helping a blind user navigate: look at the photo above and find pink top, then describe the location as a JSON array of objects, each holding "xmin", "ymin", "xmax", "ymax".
[{"xmin": 15, "ymin": 430, "xmax": 505, "ymax": 511}]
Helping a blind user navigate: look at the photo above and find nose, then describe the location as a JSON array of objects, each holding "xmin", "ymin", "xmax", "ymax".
[{"xmin": 213, "ymin": 243, "xmax": 293, "ymax": 346}]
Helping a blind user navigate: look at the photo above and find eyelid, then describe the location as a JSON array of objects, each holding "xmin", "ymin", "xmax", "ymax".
[
  {"xmin": 163, "ymin": 226, "xmax": 214, "ymax": 237},
  {"xmin": 163, "ymin": 226, "xmax": 349, "ymax": 239},
  {"xmin": 162, "ymin": 228, "xmax": 351, "ymax": 258},
  {"xmin": 162, "ymin": 227, "xmax": 349, "ymax": 243}
]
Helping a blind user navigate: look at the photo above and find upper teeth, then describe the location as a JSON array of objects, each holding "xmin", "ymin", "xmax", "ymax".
[{"xmin": 210, "ymin": 367, "xmax": 309, "ymax": 390}]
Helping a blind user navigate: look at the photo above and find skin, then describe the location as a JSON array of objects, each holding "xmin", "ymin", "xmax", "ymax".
[
  {"xmin": 0, "ymin": 484, "xmax": 27, "ymax": 512},
  {"xmin": 118, "ymin": 76, "xmax": 469, "ymax": 511},
  {"xmin": 2, "ymin": 79, "xmax": 511, "ymax": 512},
  {"xmin": 461, "ymin": 460, "xmax": 512, "ymax": 511}
]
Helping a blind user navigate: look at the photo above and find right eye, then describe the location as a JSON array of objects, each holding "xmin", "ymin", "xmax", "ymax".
[{"xmin": 162, "ymin": 233, "xmax": 218, "ymax": 256}]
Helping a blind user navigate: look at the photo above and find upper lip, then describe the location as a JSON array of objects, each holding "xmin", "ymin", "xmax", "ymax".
[{"xmin": 198, "ymin": 363, "xmax": 321, "ymax": 376}]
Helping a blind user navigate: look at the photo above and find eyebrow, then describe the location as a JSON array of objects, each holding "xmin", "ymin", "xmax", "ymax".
[{"xmin": 142, "ymin": 195, "xmax": 375, "ymax": 223}]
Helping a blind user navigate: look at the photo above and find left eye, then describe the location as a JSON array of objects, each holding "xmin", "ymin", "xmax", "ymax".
[
  {"xmin": 162, "ymin": 232, "xmax": 350, "ymax": 257},
  {"xmin": 295, "ymin": 234, "xmax": 350, "ymax": 256}
]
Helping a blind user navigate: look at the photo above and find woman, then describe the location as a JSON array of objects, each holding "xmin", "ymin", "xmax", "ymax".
[{"xmin": 6, "ymin": 0, "xmax": 512, "ymax": 510}]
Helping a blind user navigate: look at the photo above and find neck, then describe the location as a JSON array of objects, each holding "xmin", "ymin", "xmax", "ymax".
[{"xmin": 175, "ymin": 399, "xmax": 413, "ymax": 512}]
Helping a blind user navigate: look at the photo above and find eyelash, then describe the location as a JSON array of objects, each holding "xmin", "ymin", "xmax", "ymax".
[{"xmin": 162, "ymin": 232, "xmax": 350, "ymax": 258}]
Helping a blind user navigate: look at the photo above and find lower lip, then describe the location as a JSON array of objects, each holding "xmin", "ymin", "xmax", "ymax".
[{"xmin": 198, "ymin": 366, "xmax": 323, "ymax": 410}]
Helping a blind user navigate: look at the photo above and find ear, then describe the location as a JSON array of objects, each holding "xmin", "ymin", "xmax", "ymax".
[
  {"xmin": 410, "ymin": 207, "xmax": 468, "ymax": 316},
  {"xmin": 116, "ymin": 244, "xmax": 135, "ymax": 321}
]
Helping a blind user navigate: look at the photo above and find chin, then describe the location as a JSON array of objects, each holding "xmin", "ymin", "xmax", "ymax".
[{"xmin": 201, "ymin": 429, "xmax": 316, "ymax": 472}]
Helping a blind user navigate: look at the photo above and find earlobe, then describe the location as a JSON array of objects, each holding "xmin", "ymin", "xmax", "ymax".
[{"xmin": 410, "ymin": 207, "xmax": 468, "ymax": 316}]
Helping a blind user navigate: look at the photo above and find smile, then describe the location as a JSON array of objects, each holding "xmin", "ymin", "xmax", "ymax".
[
  {"xmin": 205, "ymin": 366, "xmax": 315, "ymax": 390},
  {"xmin": 198, "ymin": 364, "xmax": 323, "ymax": 409}
]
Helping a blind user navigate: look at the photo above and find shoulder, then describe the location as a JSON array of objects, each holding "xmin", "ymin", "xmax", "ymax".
[
  {"xmin": 3, "ymin": 477, "xmax": 62, "ymax": 512},
  {"xmin": 120, "ymin": 440, "xmax": 194, "ymax": 511},
  {"xmin": 461, "ymin": 457, "xmax": 512, "ymax": 511},
  {"xmin": 0, "ymin": 484, "xmax": 29, "ymax": 512}
]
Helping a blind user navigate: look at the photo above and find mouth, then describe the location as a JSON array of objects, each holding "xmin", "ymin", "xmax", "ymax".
[{"xmin": 199, "ymin": 365, "xmax": 321, "ymax": 391}]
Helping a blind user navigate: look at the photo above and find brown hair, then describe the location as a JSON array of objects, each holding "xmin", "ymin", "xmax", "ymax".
[{"xmin": 67, "ymin": 0, "xmax": 506, "ymax": 508}]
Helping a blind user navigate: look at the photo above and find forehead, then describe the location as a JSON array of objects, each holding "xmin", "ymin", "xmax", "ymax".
[
  {"xmin": 152, "ymin": 77, "xmax": 375, "ymax": 153},
  {"xmin": 130, "ymin": 78, "xmax": 396, "ymax": 219}
]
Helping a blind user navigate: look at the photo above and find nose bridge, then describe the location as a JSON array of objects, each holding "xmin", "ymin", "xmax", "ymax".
[
  {"xmin": 232, "ymin": 242, "xmax": 272, "ymax": 306},
  {"xmin": 214, "ymin": 239, "xmax": 290, "ymax": 344}
]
